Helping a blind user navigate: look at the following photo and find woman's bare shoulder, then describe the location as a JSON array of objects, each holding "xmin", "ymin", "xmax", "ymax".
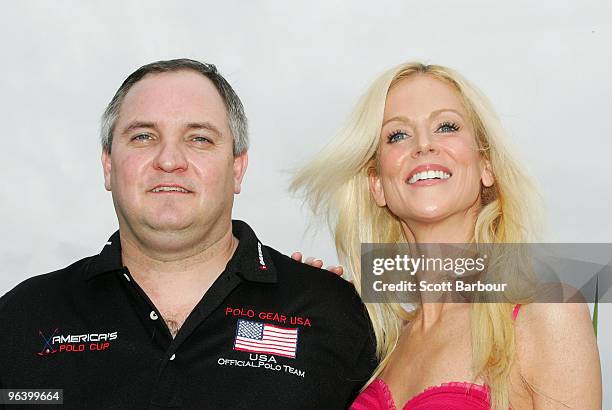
[{"xmin": 513, "ymin": 302, "xmax": 601, "ymax": 408}]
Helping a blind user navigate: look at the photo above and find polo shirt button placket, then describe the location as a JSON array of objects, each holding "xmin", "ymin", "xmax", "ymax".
[{"xmin": 150, "ymin": 310, "xmax": 159, "ymax": 321}]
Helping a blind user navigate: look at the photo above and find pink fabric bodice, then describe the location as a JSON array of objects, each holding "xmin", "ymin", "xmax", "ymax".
[
  {"xmin": 350, "ymin": 379, "xmax": 490, "ymax": 409},
  {"xmin": 350, "ymin": 304, "xmax": 522, "ymax": 409}
]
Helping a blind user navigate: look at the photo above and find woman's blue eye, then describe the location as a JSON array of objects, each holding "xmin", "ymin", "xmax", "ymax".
[
  {"xmin": 387, "ymin": 131, "xmax": 409, "ymax": 144},
  {"xmin": 437, "ymin": 122, "xmax": 460, "ymax": 133}
]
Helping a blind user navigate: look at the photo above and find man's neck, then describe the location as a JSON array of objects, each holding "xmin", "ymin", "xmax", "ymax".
[
  {"xmin": 118, "ymin": 221, "xmax": 238, "ymax": 338},
  {"xmin": 120, "ymin": 222, "xmax": 237, "ymax": 279}
]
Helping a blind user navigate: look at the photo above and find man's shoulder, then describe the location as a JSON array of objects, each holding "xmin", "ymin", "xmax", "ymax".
[
  {"xmin": 264, "ymin": 246, "xmax": 378, "ymax": 374},
  {"xmin": 0, "ymin": 256, "xmax": 93, "ymax": 312},
  {"xmin": 267, "ymin": 247, "xmax": 351, "ymax": 287},
  {"xmin": 265, "ymin": 247, "xmax": 364, "ymax": 308}
]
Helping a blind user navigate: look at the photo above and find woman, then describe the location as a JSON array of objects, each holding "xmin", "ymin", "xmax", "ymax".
[{"xmin": 291, "ymin": 63, "xmax": 601, "ymax": 409}]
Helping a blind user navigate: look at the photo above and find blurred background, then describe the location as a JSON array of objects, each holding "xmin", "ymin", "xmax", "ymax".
[{"xmin": 0, "ymin": 0, "xmax": 609, "ymax": 404}]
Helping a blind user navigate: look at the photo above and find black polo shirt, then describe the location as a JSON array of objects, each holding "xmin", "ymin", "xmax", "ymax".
[{"xmin": 0, "ymin": 220, "xmax": 377, "ymax": 409}]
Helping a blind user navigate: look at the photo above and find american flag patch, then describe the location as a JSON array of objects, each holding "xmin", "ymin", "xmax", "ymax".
[{"xmin": 233, "ymin": 319, "xmax": 299, "ymax": 358}]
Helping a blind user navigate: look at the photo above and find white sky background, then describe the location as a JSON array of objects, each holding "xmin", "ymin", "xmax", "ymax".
[{"xmin": 0, "ymin": 0, "xmax": 610, "ymax": 404}]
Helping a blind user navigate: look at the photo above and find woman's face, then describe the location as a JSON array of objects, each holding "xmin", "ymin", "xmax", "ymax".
[{"xmin": 369, "ymin": 74, "xmax": 494, "ymax": 226}]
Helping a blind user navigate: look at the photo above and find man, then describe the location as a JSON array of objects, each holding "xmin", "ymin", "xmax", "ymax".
[{"xmin": 0, "ymin": 59, "xmax": 377, "ymax": 409}]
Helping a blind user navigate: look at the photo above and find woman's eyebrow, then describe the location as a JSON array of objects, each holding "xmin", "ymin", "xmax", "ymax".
[
  {"xmin": 429, "ymin": 108, "xmax": 465, "ymax": 120},
  {"xmin": 382, "ymin": 109, "xmax": 465, "ymax": 127},
  {"xmin": 382, "ymin": 115, "xmax": 413, "ymax": 127}
]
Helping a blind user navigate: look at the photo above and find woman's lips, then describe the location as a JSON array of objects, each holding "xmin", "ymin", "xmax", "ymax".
[
  {"xmin": 406, "ymin": 164, "xmax": 452, "ymax": 186},
  {"xmin": 408, "ymin": 177, "xmax": 449, "ymax": 187}
]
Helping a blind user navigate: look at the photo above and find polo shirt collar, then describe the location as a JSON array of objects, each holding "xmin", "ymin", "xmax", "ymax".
[{"xmin": 85, "ymin": 220, "xmax": 277, "ymax": 283}]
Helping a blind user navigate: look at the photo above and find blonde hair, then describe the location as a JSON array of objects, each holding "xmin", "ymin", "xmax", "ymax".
[{"xmin": 291, "ymin": 62, "xmax": 543, "ymax": 409}]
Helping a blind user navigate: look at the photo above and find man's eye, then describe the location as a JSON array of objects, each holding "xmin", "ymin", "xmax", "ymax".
[
  {"xmin": 387, "ymin": 131, "xmax": 410, "ymax": 144},
  {"xmin": 132, "ymin": 133, "xmax": 152, "ymax": 141},
  {"xmin": 437, "ymin": 122, "xmax": 460, "ymax": 133},
  {"xmin": 192, "ymin": 136, "xmax": 210, "ymax": 143}
]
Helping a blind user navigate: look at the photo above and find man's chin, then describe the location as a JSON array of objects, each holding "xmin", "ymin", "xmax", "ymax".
[
  {"xmin": 140, "ymin": 216, "xmax": 195, "ymax": 234},
  {"xmin": 147, "ymin": 222, "xmax": 193, "ymax": 234}
]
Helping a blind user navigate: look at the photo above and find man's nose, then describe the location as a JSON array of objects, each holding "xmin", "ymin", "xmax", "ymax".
[{"xmin": 153, "ymin": 140, "xmax": 188, "ymax": 172}]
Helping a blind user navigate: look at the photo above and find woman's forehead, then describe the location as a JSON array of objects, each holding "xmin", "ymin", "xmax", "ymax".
[{"xmin": 384, "ymin": 74, "xmax": 467, "ymax": 119}]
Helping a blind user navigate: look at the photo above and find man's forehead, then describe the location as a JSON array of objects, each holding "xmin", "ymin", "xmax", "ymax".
[{"xmin": 119, "ymin": 70, "xmax": 227, "ymax": 121}]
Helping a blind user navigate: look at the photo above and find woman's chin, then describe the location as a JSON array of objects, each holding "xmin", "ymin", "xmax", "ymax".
[{"xmin": 401, "ymin": 208, "xmax": 452, "ymax": 225}]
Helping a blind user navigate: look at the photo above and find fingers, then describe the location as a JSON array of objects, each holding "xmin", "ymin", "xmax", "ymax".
[
  {"xmin": 304, "ymin": 257, "xmax": 324, "ymax": 268},
  {"xmin": 292, "ymin": 252, "xmax": 323, "ymax": 268},
  {"xmin": 291, "ymin": 251, "xmax": 303, "ymax": 262},
  {"xmin": 325, "ymin": 266, "xmax": 344, "ymax": 276},
  {"xmin": 291, "ymin": 252, "xmax": 343, "ymax": 275}
]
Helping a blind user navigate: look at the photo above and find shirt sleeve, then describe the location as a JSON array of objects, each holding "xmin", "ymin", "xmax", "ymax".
[{"xmin": 344, "ymin": 298, "xmax": 379, "ymax": 406}]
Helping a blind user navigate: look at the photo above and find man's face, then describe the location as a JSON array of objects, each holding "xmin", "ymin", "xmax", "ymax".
[{"xmin": 102, "ymin": 70, "xmax": 247, "ymax": 240}]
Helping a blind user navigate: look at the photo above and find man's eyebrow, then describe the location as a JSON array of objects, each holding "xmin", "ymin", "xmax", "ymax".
[
  {"xmin": 120, "ymin": 121, "xmax": 158, "ymax": 135},
  {"xmin": 119, "ymin": 121, "xmax": 223, "ymax": 137},
  {"xmin": 184, "ymin": 122, "xmax": 222, "ymax": 137}
]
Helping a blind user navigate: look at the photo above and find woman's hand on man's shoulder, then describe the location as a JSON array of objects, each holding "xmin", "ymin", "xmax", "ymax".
[{"xmin": 290, "ymin": 251, "xmax": 344, "ymax": 276}]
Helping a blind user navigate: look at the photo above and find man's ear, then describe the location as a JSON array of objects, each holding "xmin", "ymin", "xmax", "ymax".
[
  {"xmin": 368, "ymin": 166, "xmax": 386, "ymax": 207},
  {"xmin": 481, "ymin": 159, "xmax": 495, "ymax": 188},
  {"xmin": 233, "ymin": 152, "xmax": 249, "ymax": 194},
  {"xmin": 102, "ymin": 150, "xmax": 112, "ymax": 191}
]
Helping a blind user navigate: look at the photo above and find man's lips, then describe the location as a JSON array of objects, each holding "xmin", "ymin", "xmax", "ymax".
[
  {"xmin": 149, "ymin": 183, "xmax": 193, "ymax": 193},
  {"xmin": 406, "ymin": 164, "xmax": 452, "ymax": 185}
]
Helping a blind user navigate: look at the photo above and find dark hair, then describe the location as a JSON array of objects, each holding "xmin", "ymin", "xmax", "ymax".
[{"xmin": 100, "ymin": 58, "xmax": 248, "ymax": 155}]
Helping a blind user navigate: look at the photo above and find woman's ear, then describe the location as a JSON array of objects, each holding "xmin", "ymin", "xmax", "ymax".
[
  {"xmin": 368, "ymin": 165, "xmax": 387, "ymax": 207},
  {"xmin": 481, "ymin": 159, "xmax": 495, "ymax": 188}
]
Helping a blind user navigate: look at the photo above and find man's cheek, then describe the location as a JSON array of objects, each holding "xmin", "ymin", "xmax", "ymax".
[
  {"xmin": 117, "ymin": 157, "xmax": 146, "ymax": 188},
  {"xmin": 202, "ymin": 162, "xmax": 229, "ymax": 185}
]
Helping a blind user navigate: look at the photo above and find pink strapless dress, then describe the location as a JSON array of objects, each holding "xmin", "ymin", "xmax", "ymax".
[
  {"xmin": 350, "ymin": 379, "xmax": 490, "ymax": 409},
  {"xmin": 351, "ymin": 304, "xmax": 521, "ymax": 409}
]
